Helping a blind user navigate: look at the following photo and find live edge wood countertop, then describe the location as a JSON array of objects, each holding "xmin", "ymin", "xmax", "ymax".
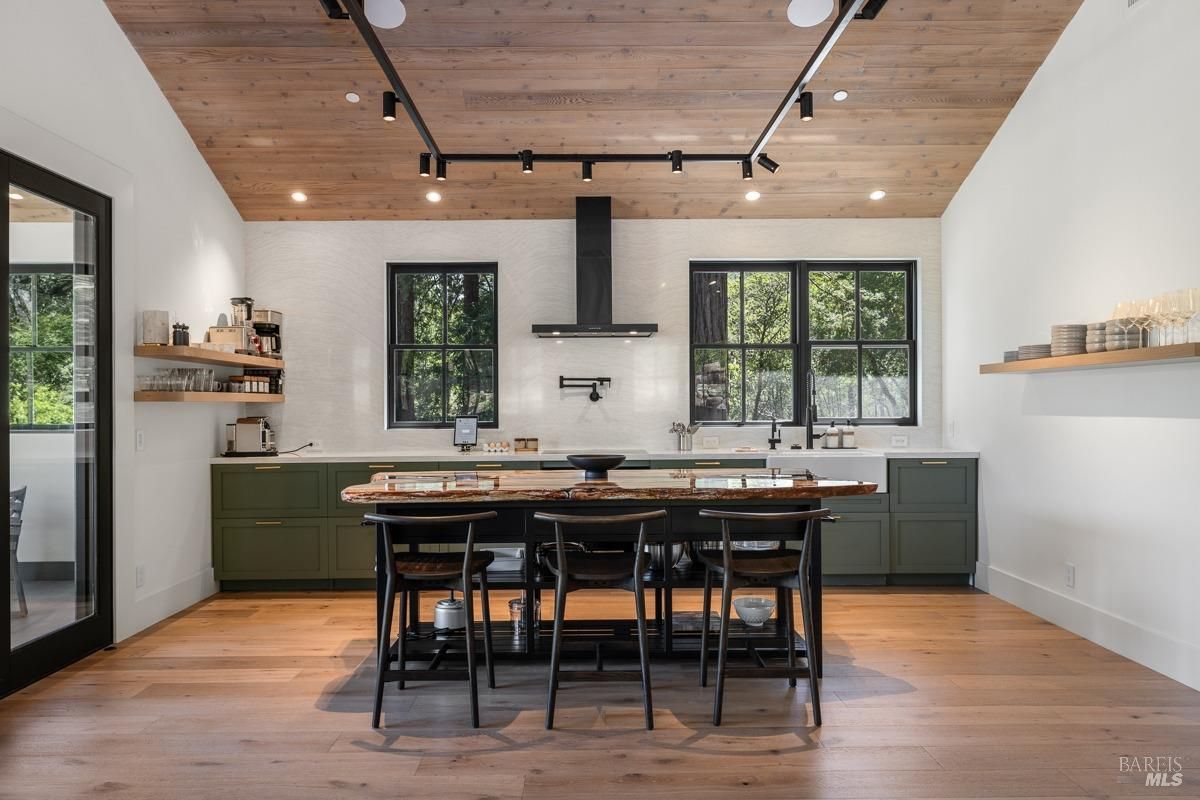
[{"xmin": 341, "ymin": 468, "xmax": 878, "ymax": 504}]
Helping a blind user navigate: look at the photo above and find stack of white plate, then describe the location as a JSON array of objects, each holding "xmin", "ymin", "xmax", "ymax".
[
  {"xmin": 1086, "ymin": 322, "xmax": 1107, "ymax": 353},
  {"xmin": 1003, "ymin": 350, "xmax": 1019, "ymax": 363},
  {"xmin": 1017, "ymin": 343, "xmax": 1052, "ymax": 360},
  {"xmin": 1105, "ymin": 319, "xmax": 1142, "ymax": 351},
  {"xmin": 1050, "ymin": 324, "xmax": 1087, "ymax": 356}
]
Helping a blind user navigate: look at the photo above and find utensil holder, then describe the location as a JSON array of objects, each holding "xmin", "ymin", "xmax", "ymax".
[{"xmin": 676, "ymin": 432, "xmax": 693, "ymax": 451}]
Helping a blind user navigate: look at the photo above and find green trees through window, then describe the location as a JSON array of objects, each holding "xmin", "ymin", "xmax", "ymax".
[
  {"xmin": 9, "ymin": 268, "xmax": 75, "ymax": 427},
  {"xmin": 387, "ymin": 264, "xmax": 498, "ymax": 427},
  {"xmin": 690, "ymin": 261, "xmax": 916, "ymax": 426}
]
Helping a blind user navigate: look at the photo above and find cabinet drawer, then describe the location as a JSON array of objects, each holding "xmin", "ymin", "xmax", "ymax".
[
  {"xmin": 214, "ymin": 518, "xmax": 329, "ymax": 580},
  {"xmin": 889, "ymin": 459, "xmax": 977, "ymax": 513},
  {"xmin": 650, "ymin": 458, "xmax": 766, "ymax": 470},
  {"xmin": 329, "ymin": 517, "xmax": 376, "ymax": 579},
  {"xmin": 820, "ymin": 514, "xmax": 889, "ymax": 574},
  {"xmin": 330, "ymin": 461, "xmax": 440, "ymax": 513},
  {"xmin": 890, "ymin": 513, "xmax": 977, "ymax": 573},
  {"xmin": 212, "ymin": 464, "xmax": 327, "ymax": 518},
  {"xmin": 438, "ymin": 460, "xmax": 532, "ymax": 471},
  {"xmin": 822, "ymin": 493, "xmax": 890, "ymax": 513}
]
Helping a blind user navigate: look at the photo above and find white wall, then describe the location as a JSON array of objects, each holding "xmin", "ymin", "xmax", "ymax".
[
  {"xmin": 246, "ymin": 218, "xmax": 942, "ymax": 453},
  {"xmin": 943, "ymin": 0, "xmax": 1200, "ymax": 689},
  {"xmin": 2, "ymin": 0, "xmax": 245, "ymax": 640}
]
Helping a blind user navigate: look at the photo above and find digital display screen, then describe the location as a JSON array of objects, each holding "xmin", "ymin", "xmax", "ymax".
[{"xmin": 453, "ymin": 416, "xmax": 479, "ymax": 447}]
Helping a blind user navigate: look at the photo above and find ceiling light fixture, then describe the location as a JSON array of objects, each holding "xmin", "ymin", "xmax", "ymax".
[
  {"xmin": 8, "ymin": 192, "xmax": 23, "ymax": 201},
  {"xmin": 833, "ymin": 89, "xmax": 849, "ymax": 102},
  {"xmin": 418, "ymin": 152, "xmax": 431, "ymax": 177},
  {"xmin": 344, "ymin": 91, "xmax": 360, "ymax": 103},
  {"xmin": 741, "ymin": 159, "xmax": 754, "ymax": 181},
  {"xmin": 745, "ymin": 190, "xmax": 762, "ymax": 201},
  {"xmin": 670, "ymin": 150, "xmax": 684, "ymax": 174},
  {"xmin": 364, "ymin": 0, "xmax": 407, "ymax": 29},
  {"xmin": 869, "ymin": 189, "xmax": 887, "ymax": 200},
  {"xmin": 426, "ymin": 190, "xmax": 442, "ymax": 202},
  {"xmin": 435, "ymin": 158, "xmax": 447, "ymax": 181},
  {"xmin": 756, "ymin": 154, "xmax": 781, "ymax": 174},
  {"xmin": 786, "ymin": 0, "xmax": 834, "ymax": 28},
  {"xmin": 291, "ymin": 191, "xmax": 308, "ymax": 202},
  {"xmin": 520, "ymin": 150, "xmax": 534, "ymax": 173},
  {"xmin": 798, "ymin": 91, "xmax": 815, "ymax": 121},
  {"xmin": 382, "ymin": 91, "xmax": 397, "ymax": 122},
  {"xmin": 581, "ymin": 161, "xmax": 594, "ymax": 182}
]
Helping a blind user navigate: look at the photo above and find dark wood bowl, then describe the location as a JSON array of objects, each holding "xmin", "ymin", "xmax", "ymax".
[{"xmin": 566, "ymin": 454, "xmax": 627, "ymax": 479}]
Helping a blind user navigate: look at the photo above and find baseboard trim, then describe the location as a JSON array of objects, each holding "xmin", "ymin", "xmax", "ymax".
[
  {"xmin": 983, "ymin": 564, "xmax": 1200, "ymax": 691},
  {"xmin": 116, "ymin": 568, "xmax": 217, "ymax": 642}
]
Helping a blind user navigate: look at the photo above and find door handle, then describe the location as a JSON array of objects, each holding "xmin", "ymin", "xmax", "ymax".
[
  {"xmin": 254, "ymin": 465, "xmax": 282, "ymax": 471},
  {"xmin": 255, "ymin": 520, "xmax": 283, "ymax": 526},
  {"xmin": 474, "ymin": 463, "xmax": 503, "ymax": 468},
  {"xmin": 921, "ymin": 460, "xmax": 949, "ymax": 466},
  {"xmin": 694, "ymin": 461, "xmax": 721, "ymax": 466},
  {"xmin": 367, "ymin": 464, "xmax": 396, "ymax": 469}
]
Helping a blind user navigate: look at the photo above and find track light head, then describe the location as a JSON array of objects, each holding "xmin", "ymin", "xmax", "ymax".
[
  {"xmin": 519, "ymin": 149, "xmax": 534, "ymax": 173},
  {"xmin": 798, "ymin": 91, "xmax": 815, "ymax": 122},
  {"xmin": 581, "ymin": 161, "xmax": 594, "ymax": 182},
  {"xmin": 741, "ymin": 159, "xmax": 754, "ymax": 181},
  {"xmin": 669, "ymin": 150, "xmax": 684, "ymax": 174},
  {"xmin": 756, "ymin": 154, "xmax": 781, "ymax": 174},
  {"xmin": 418, "ymin": 152, "xmax": 431, "ymax": 177},
  {"xmin": 435, "ymin": 158, "xmax": 447, "ymax": 181},
  {"xmin": 382, "ymin": 91, "xmax": 397, "ymax": 122}
]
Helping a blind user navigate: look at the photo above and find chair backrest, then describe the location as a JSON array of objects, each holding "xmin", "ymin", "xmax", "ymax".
[
  {"xmin": 532, "ymin": 510, "xmax": 667, "ymax": 574},
  {"xmin": 10, "ymin": 487, "xmax": 27, "ymax": 542},
  {"xmin": 363, "ymin": 511, "xmax": 498, "ymax": 581},
  {"xmin": 697, "ymin": 508, "xmax": 835, "ymax": 574}
]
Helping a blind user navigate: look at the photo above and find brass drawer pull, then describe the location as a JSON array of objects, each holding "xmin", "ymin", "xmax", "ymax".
[
  {"xmin": 921, "ymin": 460, "xmax": 949, "ymax": 466},
  {"xmin": 255, "ymin": 520, "xmax": 283, "ymax": 526},
  {"xmin": 367, "ymin": 464, "xmax": 396, "ymax": 469},
  {"xmin": 475, "ymin": 463, "xmax": 503, "ymax": 468},
  {"xmin": 694, "ymin": 461, "xmax": 721, "ymax": 466},
  {"xmin": 254, "ymin": 465, "xmax": 282, "ymax": 471}
]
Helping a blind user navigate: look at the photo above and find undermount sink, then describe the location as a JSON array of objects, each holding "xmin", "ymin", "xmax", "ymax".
[{"xmin": 765, "ymin": 449, "xmax": 887, "ymax": 492}]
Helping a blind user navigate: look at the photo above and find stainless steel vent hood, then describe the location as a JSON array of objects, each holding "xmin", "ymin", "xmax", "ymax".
[{"xmin": 531, "ymin": 197, "xmax": 658, "ymax": 338}]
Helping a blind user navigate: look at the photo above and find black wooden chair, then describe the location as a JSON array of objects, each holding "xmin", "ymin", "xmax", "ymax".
[
  {"xmin": 534, "ymin": 510, "xmax": 667, "ymax": 730},
  {"xmin": 365, "ymin": 511, "xmax": 497, "ymax": 729},
  {"xmin": 10, "ymin": 487, "xmax": 28, "ymax": 618},
  {"xmin": 695, "ymin": 508, "xmax": 835, "ymax": 726}
]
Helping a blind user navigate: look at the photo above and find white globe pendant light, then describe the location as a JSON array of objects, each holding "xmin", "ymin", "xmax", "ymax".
[
  {"xmin": 786, "ymin": 0, "xmax": 834, "ymax": 28},
  {"xmin": 365, "ymin": 0, "xmax": 407, "ymax": 29}
]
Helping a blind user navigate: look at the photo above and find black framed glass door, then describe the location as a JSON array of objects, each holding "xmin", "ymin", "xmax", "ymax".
[{"xmin": 2, "ymin": 150, "xmax": 112, "ymax": 694}]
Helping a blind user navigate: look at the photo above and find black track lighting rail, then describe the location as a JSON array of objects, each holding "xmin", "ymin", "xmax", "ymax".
[{"xmin": 324, "ymin": 0, "xmax": 885, "ymax": 176}]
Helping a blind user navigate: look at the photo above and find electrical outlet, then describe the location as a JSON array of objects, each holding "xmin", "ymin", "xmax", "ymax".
[
  {"xmin": 135, "ymin": 564, "xmax": 146, "ymax": 589},
  {"xmin": 702, "ymin": 436, "xmax": 719, "ymax": 449},
  {"xmin": 890, "ymin": 435, "xmax": 909, "ymax": 448},
  {"xmin": 1065, "ymin": 563, "xmax": 1076, "ymax": 589},
  {"xmin": 135, "ymin": 430, "xmax": 145, "ymax": 452},
  {"xmin": 309, "ymin": 440, "xmax": 324, "ymax": 451}
]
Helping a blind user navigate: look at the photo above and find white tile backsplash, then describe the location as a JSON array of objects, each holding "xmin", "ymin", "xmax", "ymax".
[{"xmin": 245, "ymin": 217, "xmax": 942, "ymax": 453}]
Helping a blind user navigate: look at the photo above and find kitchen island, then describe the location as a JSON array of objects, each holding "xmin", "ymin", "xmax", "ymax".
[{"xmin": 343, "ymin": 468, "xmax": 878, "ymax": 674}]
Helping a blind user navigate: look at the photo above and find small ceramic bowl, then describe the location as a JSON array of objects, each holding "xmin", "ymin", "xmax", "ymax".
[{"xmin": 732, "ymin": 596, "xmax": 776, "ymax": 627}]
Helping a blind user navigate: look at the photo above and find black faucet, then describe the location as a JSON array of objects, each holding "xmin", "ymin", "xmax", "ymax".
[
  {"xmin": 805, "ymin": 369, "xmax": 821, "ymax": 449},
  {"xmin": 768, "ymin": 416, "xmax": 782, "ymax": 450}
]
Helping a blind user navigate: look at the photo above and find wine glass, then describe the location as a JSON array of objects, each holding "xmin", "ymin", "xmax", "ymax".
[
  {"xmin": 1112, "ymin": 301, "xmax": 1137, "ymax": 339},
  {"xmin": 1189, "ymin": 288, "xmax": 1200, "ymax": 343},
  {"xmin": 1131, "ymin": 298, "xmax": 1153, "ymax": 347},
  {"xmin": 1165, "ymin": 290, "xmax": 1192, "ymax": 345}
]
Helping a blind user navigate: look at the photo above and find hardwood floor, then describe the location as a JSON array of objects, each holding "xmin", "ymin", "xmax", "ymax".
[{"xmin": 3, "ymin": 588, "xmax": 1199, "ymax": 799}]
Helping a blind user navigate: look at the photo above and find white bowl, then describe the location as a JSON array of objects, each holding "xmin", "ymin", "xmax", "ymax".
[{"xmin": 732, "ymin": 596, "xmax": 776, "ymax": 627}]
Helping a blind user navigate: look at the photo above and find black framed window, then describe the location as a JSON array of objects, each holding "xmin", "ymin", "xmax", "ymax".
[
  {"xmin": 689, "ymin": 260, "xmax": 916, "ymax": 426},
  {"xmin": 9, "ymin": 263, "xmax": 75, "ymax": 430},
  {"xmin": 386, "ymin": 263, "xmax": 498, "ymax": 428}
]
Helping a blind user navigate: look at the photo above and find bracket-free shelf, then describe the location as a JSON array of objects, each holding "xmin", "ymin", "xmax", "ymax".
[
  {"xmin": 133, "ymin": 391, "xmax": 284, "ymax": 404},
  {"xmin": 980, "ymin": 343, "xmax": 1200, "ymax": 374},
  {"xmin": 134, "ymin": 345, "xmax": 285, "ymax": 370}
]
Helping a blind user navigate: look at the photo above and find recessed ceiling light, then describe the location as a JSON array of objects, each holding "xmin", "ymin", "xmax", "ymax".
[
  {"xmin": 290, "ymin": 191, "xmax": 308, "ymax": 202},
  {"xmin": 869, "ymin": 189, "xmax": 887, "ymax": 201},
  {"xmin": 425, "ymin": 190, "xmax": 442, "ymax": 202},
  {"xmin": 833, "ymin": 89, "xmax": 849, "ymax": 102},
  {"xmin": 8, "ymin": 192, "xmax": 23, "ymax": 201},
  {"xmin": 344, "ymin": 91, "xmax": 360, "ymax": 103},
  {"xmin": 745, "ymin": 190, "xmax": 762, "ymax": 201}
]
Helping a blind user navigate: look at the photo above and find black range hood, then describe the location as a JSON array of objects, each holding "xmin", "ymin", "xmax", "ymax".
[{"xmin": 532, "ymin": 196, "xmax": 658, "ymax": 338}]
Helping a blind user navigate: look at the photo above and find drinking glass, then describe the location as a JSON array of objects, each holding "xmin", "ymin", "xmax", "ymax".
[
  {"xmin": 1172, "ymin": 289, "xmax": 1197, "ymax": 344},
  {"xmin": 1149, "ymin": 295, "xmax": 1172, "ymax": 346},
  {"xmin": 1132, "ymin": 298, "xmax": 1153, "ymax": 347},
  {"xmin": 1189, "ymin": 288, "xmax": 1200, "ymax": 343}
]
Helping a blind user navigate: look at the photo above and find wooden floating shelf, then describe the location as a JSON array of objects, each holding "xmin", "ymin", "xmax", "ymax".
[
  {"xmin": 134, "ymin": 345, "xmax": 285, "ymax": 370},
  {"xmin": 980, "ymin": 343, "xmax": 1200, "ymax": 374},
  {"xmin": 134, "ymin": 391, "xmax": 285, "ymax": 404}
]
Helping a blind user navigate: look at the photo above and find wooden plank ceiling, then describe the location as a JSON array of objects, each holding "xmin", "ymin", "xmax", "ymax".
[{"xmin": 103, "ymin": 0, "xmax": 1083, "ymax": 220}]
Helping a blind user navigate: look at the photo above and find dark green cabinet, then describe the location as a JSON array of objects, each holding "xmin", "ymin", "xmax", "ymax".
[
  {"xmin": 821, "ymin": 514, "xmax": 890, "ymax": 574},
  {"xmin": 329, "ymin": 516, "xmax": 377, "ymax": 579},
  {"xmin": 214, "ymin": 518, "xmax": 329, "ymax": 580},
  {"xmin": 212, "ymin": 464, "xmax": 327, "ymax": 519},
  {"xmin": 889, "ymin": 459, "xmax": 977, "ymax": 513},
  {"xmin": 650, "ymin": 458, "xmax": 766, "ymax": 470},
  {"xmin": 890, "ymin": 513, "xmax": 977, "ymax": 573},
  {"xmin": 330, "ymin": 461, "xmax": 439, "ymax": 513},
  {"xmin": 822, "ymin": 493, "xmax": 890, "ymax": 513}
]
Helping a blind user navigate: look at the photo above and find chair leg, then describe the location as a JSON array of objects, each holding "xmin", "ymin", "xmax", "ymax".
[
  {"xmin": 712, "ymin": 574, "xmax": 733, "ymax": 726},
  {"xmin": 798, "ymin": 580, "xmax": 822, "ymax": 726},
  {"xmin": 478, "ymin": 570, "xmax": 496, "ymax": 690},
  {"xmin": 699, "ymin": 567, "xmax": 712, "ymax": 687},
  {"xmin": 545, "ymin": 581, "xmax": 568, "ymax": 730},
  {"xmin": 462, "ymin": 579, "xmax": 480, "ymax": 729},
  {"xmin": 633, "ymin": 583, "xmax": 654, "ymax": 731},
  {"xmin": 396, "ymin": 585, "xmax": 408, "ymax": 690},
  {"xmin": 785, "ymin": 588, "xmax": 797, "ymax": 688},
  {"xmin": 10, "ymin": 551, "xmax": 28, "ymax": 618},
  {"xmin": 372, "ymin": 573, "xmax": 396, "ymax": 728}
]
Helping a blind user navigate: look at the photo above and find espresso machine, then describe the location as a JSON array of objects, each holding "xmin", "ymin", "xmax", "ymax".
[
  {"xmin": 251, "ymin": 308, "xmax": 283, "ymax": 359},
  {"xmin": 223, "ymin": 417, "xmax": 277, "ymax": 457}
]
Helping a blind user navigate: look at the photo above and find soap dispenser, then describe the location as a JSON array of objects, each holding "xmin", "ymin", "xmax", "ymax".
[
  {"xmin": 841, "ymin": 421, "xmax": 856, "ymax": 449},
  {"xmin": 822, "ymin": 421, "xmax": 841, "ymax": 449}
]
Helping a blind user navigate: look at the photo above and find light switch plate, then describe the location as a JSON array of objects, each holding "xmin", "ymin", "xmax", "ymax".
[
  {"xmin": 702, "ymin": 436, "xmax": 719, "ymax": 449},
  {"xmin": 1065, "ymin": 563, "xmax": 1076, "ymax": 589},
  {"xmin": 135, "ymin": 430, "xmax": 145, "ymax": 452}
]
